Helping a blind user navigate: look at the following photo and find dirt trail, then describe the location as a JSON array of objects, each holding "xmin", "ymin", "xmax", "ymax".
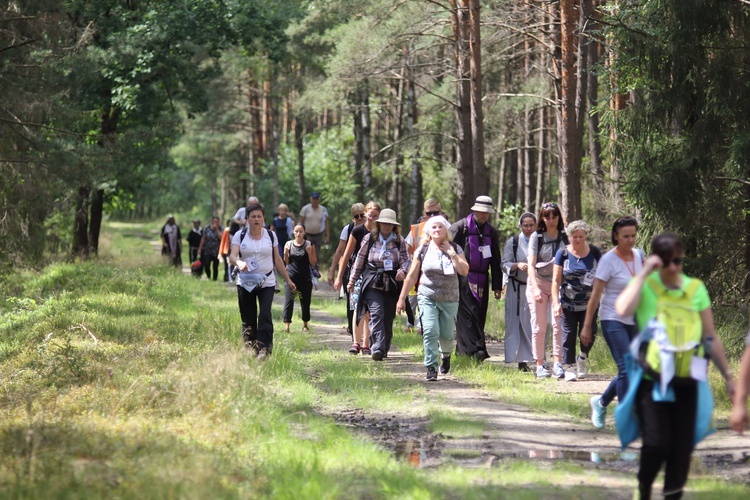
[{"xmin": 298, "ymin": 281, "xmax": 750, "ymax": 488}]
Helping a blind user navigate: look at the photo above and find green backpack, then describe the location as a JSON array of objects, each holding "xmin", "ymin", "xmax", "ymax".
[{"xmin": 642, "ymin": 274, "xmax": 704, "ymax": 378}]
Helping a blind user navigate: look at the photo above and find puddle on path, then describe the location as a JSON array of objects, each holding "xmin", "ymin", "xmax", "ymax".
[{"xmin": 393, "ymin": 439, "xmax": 641, "ymax": 468}]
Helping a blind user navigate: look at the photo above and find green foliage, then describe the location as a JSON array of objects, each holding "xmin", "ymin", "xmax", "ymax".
[{"xmin": 603, "ymin": 0, "xmax": 750, "ymax": 333}]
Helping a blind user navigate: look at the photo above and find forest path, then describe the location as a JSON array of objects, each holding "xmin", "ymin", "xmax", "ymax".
[{"xmin": 300, "ymin": 281, "xmax": 750, "ymax": 493}]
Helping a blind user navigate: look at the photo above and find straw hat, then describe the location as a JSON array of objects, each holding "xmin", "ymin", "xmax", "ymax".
[
  {"xmin": 471, "ymin": 195, "xmax": 496, "ymax": 214},
  {"xmin": 376, "ymin": 208, "xmax": 400, "ymax": 226}
]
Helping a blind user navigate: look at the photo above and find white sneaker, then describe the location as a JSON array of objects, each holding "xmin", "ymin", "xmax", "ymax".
[
  {"xmin": 536, "ymin": 365, "xmax": 551, "ymax": 379},
  {"xmin": 576, "ymin": 354, "xmax": 590, "ymax": 378},
  {"xmin": 552, "ymin": 361, "xmax": 565, "ymax": 378}
]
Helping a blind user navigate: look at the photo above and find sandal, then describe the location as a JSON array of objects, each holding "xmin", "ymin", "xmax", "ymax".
[
  {"xmin": 361, "ymin": 346, "xmax": 371, "ymax": 355},
  {"xmin": 349, "ymin": 343, "xmax": 361, "ymax": 354},
  {"xmin": 302, "ymin": 326, "xmax": 310, "ymax": 333}
]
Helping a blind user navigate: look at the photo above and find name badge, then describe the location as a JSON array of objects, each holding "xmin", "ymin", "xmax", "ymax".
[
  {"xmin": 442, "ymin": 255, "xmax": 455, "ymax": 275},
  {"xmin": 690, "ymin": 356, "xmax": 708, "ymax": 381},
  {"xmin": 583, "ymin": 270, "xmax": 595, "ymax": 287},
  {"xmin": 480, "ymin": 245, "xmax": 492, "ymax": 259},
  {"xmin": 247, "ymin": 258, "xmax": 259, "ymax": 272},
  {"xmin": 383, "ymin": 259, "xmax": 394, "ymax": 271}
]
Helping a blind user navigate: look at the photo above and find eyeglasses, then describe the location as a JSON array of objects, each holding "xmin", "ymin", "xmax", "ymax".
[
  {"xmin": 353, "ymin": 213, "xmax": 366, "ymax": 219},
  {"xmin": 425, "ymin": 210, "xmax": 440, "ymax": 216},
  {"xmin": 541, "ymin": 202, "xmax": 558, "ymax": 210}
]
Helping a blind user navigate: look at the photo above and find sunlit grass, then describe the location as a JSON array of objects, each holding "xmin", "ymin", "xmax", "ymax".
[{"xmin": 0, "ymin": 220, "xmax": 746, "ymax": 498}]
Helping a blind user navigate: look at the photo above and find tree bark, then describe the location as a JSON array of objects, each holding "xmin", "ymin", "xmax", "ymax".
[
  {"xmin": 450, "ymin": 0, "xmax": 474, "ymax": 217},
  {"xmin": 88, "ymin": 188, "xmax": 104, "ymax": 255},
  {"xmin": 72, "ymin": 186, "xmax": 90, "ymax": 258},
  {"xmin": 406, "ymin": 46, "xmax": 422, "ymax": 225},
  {"xmin": 295, "ymin": 121, "xmax": 306, "ymax": 209},
  {"xmin": 535, "ymin": 106, "xmax": 546, "ymax": 214},
  {"xmin": 559, "ymin": 0, "xmax": 583, "ymax": 221},
  {"xmin": 468, "ymin": 0, "xmax": 487, "ymax": 198},
  {"xmin": 585, "ymin": 0, "xmax": 606, "ymax": 224}
]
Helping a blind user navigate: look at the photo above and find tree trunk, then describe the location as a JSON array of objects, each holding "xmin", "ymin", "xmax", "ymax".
[
  {"xmin": 390, "ymin": 68, "xmax": 406, "ymax": 213},
  {"xmin": 585, "ymin": 0, "xmax": 606, "ymax": 224},
  {"xmin": 468, "ymin": 0, "xmax": 487, "ymax": 198},
  {"xmin": 523, "ymin": 105, "xmax": 531, "ymax": 210},
  {"xmin": 88, "ymin": 188, "xmax": 104, "ymax": 255},
  {"xmin": 406, "ymin": 46, "xmax": 422, "ymax": 225},
  {"xmin": 450, "ymin": 0, "xmax": 474, "ymax": 217},
  {"xmin": 361, "ymin": 83, "xmax": 372, "ymax": 195},
  {"xmin": 535, "ymin": 106, "xmax": 546, "ymax": 214},
  {"xmin": 72, "ymin": 186, "xmax": 90, "ymax": 258},
  {"xmin": 559, "ymin": 0, "xmax": 583, "ymax": 222},
  {"xmin": 295, "ymin": 121, "xmax": 306, "ymax": 209},
  {"xmin": 497, "ymin": 150, "xmax": 506, "ymax": 210}
]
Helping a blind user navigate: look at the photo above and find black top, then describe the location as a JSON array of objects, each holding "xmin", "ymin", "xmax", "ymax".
[
  {"xmin": 286, "ymin": 240, "xmax": 312, "ymax": 279},
  {"xmin": 349, "ymin": 224, "xmax": 371, "ymax": 266}
]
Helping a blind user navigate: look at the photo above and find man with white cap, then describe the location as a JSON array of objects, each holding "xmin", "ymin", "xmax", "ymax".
[{"xmin": 449, "ymin": 195, "xmax": 503, "ymax": 361}]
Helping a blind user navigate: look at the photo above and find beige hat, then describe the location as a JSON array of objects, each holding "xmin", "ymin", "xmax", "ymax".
[
  {"xmin": 471, "ymin": 195, "xmax": 496, "ymax": 214},
  {"xmin": 376, "ymin": 208, "xmax": 400, "ymax": 226}
]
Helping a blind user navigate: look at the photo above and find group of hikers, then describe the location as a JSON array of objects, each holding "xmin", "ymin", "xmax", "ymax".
[{"xmin": 163, "ymin": 192, "xmax": 750, "ymax": 499}]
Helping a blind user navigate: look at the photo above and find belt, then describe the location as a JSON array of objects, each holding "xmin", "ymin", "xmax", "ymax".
[{"xmin": 306, "ymin": 232, "xmax": 323, "ymax": 237}]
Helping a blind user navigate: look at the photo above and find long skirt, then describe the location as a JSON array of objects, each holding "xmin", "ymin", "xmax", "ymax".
[
  {"xmin": 455, "ymin": 275, "xmax": 490, "ymax": 357},
  {"xmin": 503, "ymin": 279, "xmax": 534, "ymax": 363}
]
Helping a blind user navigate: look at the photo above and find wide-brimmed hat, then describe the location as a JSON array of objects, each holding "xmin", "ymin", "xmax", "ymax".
[
  {"xmin": 471, "ymin": 195, "xmax": 496, "ymax": 214},
  {"xmin": 376, "ymin": 208, "xmax": 400, "ymax": 226}
]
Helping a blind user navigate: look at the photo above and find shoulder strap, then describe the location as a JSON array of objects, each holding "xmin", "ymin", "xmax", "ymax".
[
  {"xmin": 512, "ymin": 235, "xmax": 519, "ymax": 261},
  {"xmin": 347, "ymin": 221, "xmax": 355, "ymax": 237},
  {"xmin": 418, "ymin": 242, "xmax": 430, "ymax": 261},
  {"xmin": 561, "ymin": 247, "xmax": 568, "ymax": 261},
  {"xmin": 239, "ymin": 227, "xmax": 276, "ymax": 258},
  {"xmin": 535, "ymin": 231, "xmax": 544, "ymax": 255},
  {"xmin": 561, "ymin": 231, "xmax": 569, "ymax": 246},
  {"xmin": 592, "ymin": 244, "xmax": 602, "ymax": 261}
]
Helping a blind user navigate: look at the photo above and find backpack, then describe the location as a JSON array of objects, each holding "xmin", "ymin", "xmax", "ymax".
[
  {"xmin": 238, "ymin": 227, "xmax": 277, "ymax": 259},
  {"xmin": 534, "ymin": 229, "xmax": 569, "ymax": 256},
  {"xmin": 640, "ymin": 275, "xmax": 704, "ymax": 379},
  {"xmin": 416, "ymin": 242, "xmax": 461, "ymax": 282}
]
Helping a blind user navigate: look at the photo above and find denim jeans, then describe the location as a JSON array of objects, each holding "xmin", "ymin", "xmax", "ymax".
[
  {"xmin": 418, "ymin": 296, "xmax": 458, "ymax": 368},
  {"xmin": 600, "ymin": 320, "xmax": 638, "ymax": 406}
]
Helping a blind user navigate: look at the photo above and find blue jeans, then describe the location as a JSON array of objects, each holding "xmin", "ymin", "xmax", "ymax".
[
  {"xmin": 600, "ymin": 320, "xmax": 638, "ymax": 407},
  {"xmin": 418, "ymin": 296, "xmax": 458, "ymax": 368}
]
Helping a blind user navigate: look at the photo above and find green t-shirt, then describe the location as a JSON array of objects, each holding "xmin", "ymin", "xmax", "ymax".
[{"xmin": 635, "ymin": 272, "xmax": 711, "ymax": 332}]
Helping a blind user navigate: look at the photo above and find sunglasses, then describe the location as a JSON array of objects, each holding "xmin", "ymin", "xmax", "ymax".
[
  {"xmin": 666, "ymin": 257, "xmax": 684, "ymax": 266},
  {"xmin": 425, "ymin": 210, "xmax": 441, "ymax": 216},
  {"xmin": 353, "ymin": 213, "xmax": 366, "ymax": 219},
  {"xmin": 541, "ymin": 202, "xmax": 558, "ymax": 210}
]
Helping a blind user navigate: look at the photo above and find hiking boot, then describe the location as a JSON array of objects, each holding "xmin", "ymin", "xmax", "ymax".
[
  {"xmin": 440, "ymin": 356, "xmax": 451, "ymax": 374},
  {"xmin": 518, "ymin": 362, "xmax": 531, "ymax": 372},
  {"xmin": 590, "ymin": 395, "xmax": 606, "ymax": 429},
  {"xmin": 371, "ymin": 350, "xmax": 384, "ymax": 361},
  {"xmin": 426, "ymin": 366, "xmax": 438, "ymax": 381},
  {"xmin": 576, "ymin": 354, "xmax": 590, "ymax": 378},
  {"xmin": 552, "ymin": 361, "xmax": 565, "ymax": 378},
  {"xmin": 536, "ymin": 365, "xmax": 551, "ymax": 379}
]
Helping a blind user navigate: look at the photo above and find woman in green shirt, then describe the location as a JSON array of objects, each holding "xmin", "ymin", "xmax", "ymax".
[{"xmin": 616, "ymin": 233, "xmax": 734, "ymax": 500}]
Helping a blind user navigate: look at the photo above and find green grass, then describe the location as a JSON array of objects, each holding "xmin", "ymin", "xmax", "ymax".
[{"xmin": 0, "ymin": 221, "xmax": 747, "ymax": 498}]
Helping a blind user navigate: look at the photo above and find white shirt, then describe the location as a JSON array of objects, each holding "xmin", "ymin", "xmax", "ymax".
[
  {"xmin": 232, "ymin": 229, "xmax": 277, "ymax": 288},
  {"xmin": 595, "ymin": 248, "xmax": 644, "ymax": 324},
  {"xmin": 339, "ymin": 224, "xmax": 351, "ymax": 242}
]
